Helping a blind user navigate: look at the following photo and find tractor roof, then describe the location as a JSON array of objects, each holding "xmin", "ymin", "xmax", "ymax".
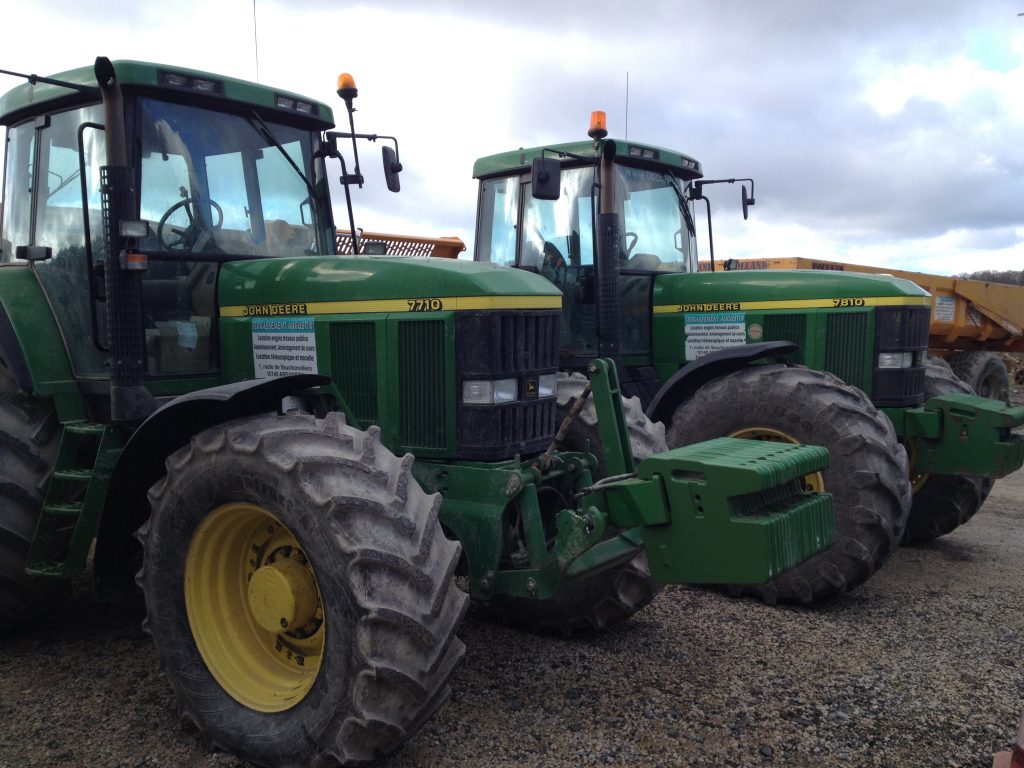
[
  {"xmin": 0, "ymin": 59, "xmax": 334, "ymax": 128},
  {"xmin": 472, "ymin": 138, "xmax": 703, "ymax": 180}
]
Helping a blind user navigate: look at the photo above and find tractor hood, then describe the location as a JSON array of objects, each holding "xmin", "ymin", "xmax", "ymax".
[
  {"xmin": 218, "ymin": 256, "xmax": 561, "ymax": 317},
  {"xmin": 653, "ymin": 269, "xmax": 930, "ymax": 312}
]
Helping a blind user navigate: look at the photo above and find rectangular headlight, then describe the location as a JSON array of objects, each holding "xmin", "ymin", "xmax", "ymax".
[
  {"xmin": 462, "ymin": 378, "xmax": 519, "ymax": 404},
  {"xmin": 492, "ymin": 378, "xmax": 518, "ymax": 403},
  {"xmin": 878, "ymin": 352, "xmax": 914, "ymax": 369},
  {"xmin": 537, "ymin": 373, "xmax": 557, "ymax": 398},
  {"xmin": 463, "ymin": 380, "xmax": 494, "ymax": 404}
]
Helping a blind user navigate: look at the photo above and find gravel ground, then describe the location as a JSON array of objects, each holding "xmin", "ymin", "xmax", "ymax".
[{"xmin": 2, "ymin": 458, "xmax": 1023, "ymax": 767}]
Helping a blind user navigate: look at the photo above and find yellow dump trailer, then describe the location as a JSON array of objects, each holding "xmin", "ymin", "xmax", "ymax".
[
  {"xmin": 335, "ymin": 229, "xmax": 466, "ymax": 259},
  {"xmin": 699, "ymin": 257, "xmax": 1024, "ymax": 397}
]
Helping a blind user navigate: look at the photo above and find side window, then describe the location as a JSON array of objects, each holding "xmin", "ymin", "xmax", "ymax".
[
  {"xmin": 476, "ymin": 177, "xmax": 519, "ymax": 266},
  {"xmin": 31, "ymin": 106, "xmax": 109, "ymax": 376},
  {"xmin": 1, "ymin": 122, "xmax": 34, "ymax": 263}
]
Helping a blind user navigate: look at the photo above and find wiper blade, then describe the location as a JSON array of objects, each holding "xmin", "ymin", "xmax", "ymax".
[
  {"xmin": 665, "ymin": 173, "xmax": 696, "ymax": 236},
  {"xmin": 247, "ymin": 110, "xmax": 319, "ymax": 201}
]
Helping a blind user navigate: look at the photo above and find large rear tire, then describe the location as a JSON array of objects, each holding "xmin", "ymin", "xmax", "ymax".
[
  {"xmin": 140, "ymin": 412, "xmax": 467, "ymax": 767},
  {"xmin": 0, "ymin": 360, "xmax": 67, "ymax": 627},
  {"xmin": 903, "ymin": 358, "xmax": 991, "ymax": 544},
  {"xmin": 665, "ymin": 365, "xmax": 911, "ymax": 605},
  {"xmin": 481, "ymin": 373, "xmax": 663, "ymax": 635}
]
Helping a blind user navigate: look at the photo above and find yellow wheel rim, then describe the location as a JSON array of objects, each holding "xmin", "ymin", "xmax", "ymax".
[
  {"xmin": 906, "ymin": 440, "xmax": 929, "ymax": 494},
  {"xmin": 729, "ymin": 426, "xmax": 826, "ymax": 493},
  {"xmin": 185, "ymin": 502, "xmax": 325, "ymax": 713}
]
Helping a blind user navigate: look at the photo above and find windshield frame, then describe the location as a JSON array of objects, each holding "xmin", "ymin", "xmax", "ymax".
[
  {"xmin": 612, "ymin": 160, "xmax": 698, "ymax": 275},
  {"xmin": 129, "ymin": 93, "xmax": 335, "ymax": 262}
]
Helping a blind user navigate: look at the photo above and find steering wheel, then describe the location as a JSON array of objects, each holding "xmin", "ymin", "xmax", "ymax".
[
  {"xmin": 624, "ymin": 231, "xmax": 639, "ymax": 258},
  {"xmin": 540, "ymin": 240, "xmax": 568, "ymax": 285},
  {"xmin": 157, "ymin": 195, "xmax": 224, "ymax": 251}
]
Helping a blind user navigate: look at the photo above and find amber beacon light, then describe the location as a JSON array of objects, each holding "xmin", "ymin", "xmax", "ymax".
[{"xmin": 588, "ymin": 110, "xmax": 608, "ymax": 140}]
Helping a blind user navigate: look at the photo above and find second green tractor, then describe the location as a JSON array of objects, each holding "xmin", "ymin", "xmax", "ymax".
[{"xmin": 470, "ymin": 114, "xmax": 1024, "ymax": 604}]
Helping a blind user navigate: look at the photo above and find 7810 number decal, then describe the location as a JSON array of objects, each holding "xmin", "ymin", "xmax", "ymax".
[{"xmin": 832, "ymin": 297, "xmax": 866, "ymax": 307}]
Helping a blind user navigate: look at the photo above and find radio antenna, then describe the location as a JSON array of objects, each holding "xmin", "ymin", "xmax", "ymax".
[
  {"xmin": 618, "ymin": 70, "xmax": 626, "ymax": 140},
  {"xmin": 252, "ymin": 0, "xmax": 261, "ymax": 83}
]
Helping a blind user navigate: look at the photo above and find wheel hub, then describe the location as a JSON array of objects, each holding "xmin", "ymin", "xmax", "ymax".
[
  {"xmin": 185, "ymin": 503, "xmax": 325, "ymax": 712},
  {"xmin": 248, "ymin": 556, "xmax": 318, "ymax": 633}
]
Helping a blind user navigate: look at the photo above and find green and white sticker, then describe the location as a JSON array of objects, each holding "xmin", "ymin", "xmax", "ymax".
[
  {"xmin": 684, "ymin": 312, "xmax": 746, "ymax": 361},
  {"xmin": 252, "ymin": 318, "xmax": 317, "ymax": 378}
]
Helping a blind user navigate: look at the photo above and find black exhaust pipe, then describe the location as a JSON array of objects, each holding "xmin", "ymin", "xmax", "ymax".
[{"xmin": 95, "ymin": 56, "xmax": 156, "ymax": 423}]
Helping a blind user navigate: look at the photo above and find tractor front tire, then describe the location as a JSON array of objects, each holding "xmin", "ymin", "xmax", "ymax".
[
  {"xmin": 0, "ymin": 360, "xmax": 66, "ymax": 627},
  {"xmin": 903, "ymin": 358, "xmax": 991, "ymax": 544},
  {"xmin": 554, "ymin": 371, "xmax": 668, "ymax": 469},
  {"xmin": 666, "ymin": 364, "xmax": 911, "ymax": 605},
  {"xmin": 139, "ymin": 412, "xmax": 467, "ymax": 767},
  {"xmin": 951, "ymin": 350, "xmax": 1010, "ymax": 403},
  {"xmin": 481, "ymin": 374, "xmax": 663, "ymax": 635}
]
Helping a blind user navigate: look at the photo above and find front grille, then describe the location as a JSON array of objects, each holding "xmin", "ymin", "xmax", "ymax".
[
  {"xmin": 398, "ymin": 320, "xmax": 447, "ymax": 450},
  {"xmin": 762, "ymin": 314, "xmax": 806, "ymax": 364},
  {"xmin": 456, "ymin": 311, "xmax": 560, "ymax": 460},
  {"xmin": 458, "ymin": 312, "xmax": 560, "ymax": 373},
  {"xmin": 872, "ymin": 306, "xmax": 930, "ymax": 407},
  {"xmin": 330, "ymin": 322, "xmax": 378, "ymax": 429},
  {"xmin": 825, "ymin": 312, "xmax": 869, "ymax": 389}
]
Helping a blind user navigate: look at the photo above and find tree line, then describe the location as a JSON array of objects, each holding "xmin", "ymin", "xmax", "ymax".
[{"xmin": 957, "ymin": 269, "xmax": 1024, "ymax": 285}]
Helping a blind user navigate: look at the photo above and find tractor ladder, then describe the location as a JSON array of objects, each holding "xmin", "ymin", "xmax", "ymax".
[{"xmin": 25, "ymin": 421, "xmax": 123, "ymax": 579}]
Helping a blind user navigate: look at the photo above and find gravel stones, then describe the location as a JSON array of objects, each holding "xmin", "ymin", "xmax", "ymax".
[{"xmin": 2, "ymin": 474, "xmax": 1023, "ymax": 767}]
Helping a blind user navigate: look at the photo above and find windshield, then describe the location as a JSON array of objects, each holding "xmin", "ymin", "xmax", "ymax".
[
  {"xmin": 616, "ymin": 165, "xmax": 696, "ymax": 273},
  {"xmin": 137, "ymin": 98, "xmax": 331, "ymax": 257}
]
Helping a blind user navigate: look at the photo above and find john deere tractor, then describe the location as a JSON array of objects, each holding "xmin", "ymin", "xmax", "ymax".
[
  {"xmin": 471, "ymin": 112, "xmax": 1024, "ymax": 605},
  {"xmin": 0, "ymin": 60, "xmax": 834, "ymax": 766}
]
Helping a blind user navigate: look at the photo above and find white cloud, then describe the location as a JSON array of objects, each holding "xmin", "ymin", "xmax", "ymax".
[{"xmin": 2, "ymin": 0, "xmax": 1022, "ymax": 277}]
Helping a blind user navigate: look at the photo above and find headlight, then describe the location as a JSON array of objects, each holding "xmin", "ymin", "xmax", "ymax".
[
  {"xmin": 463, "ymin": 378, "xmax": 519, "ymax": 404},
  {"xmin": 537, "ymin": 373, "xmax": 557, "ymax": 398},
  {"xmin": 877, "ymin": 352, "xmax": 915, "ymax": 369}
]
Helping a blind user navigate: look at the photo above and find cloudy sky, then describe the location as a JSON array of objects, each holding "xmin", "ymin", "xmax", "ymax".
[{"xmin": 4, "ymin": 1, "xmax": 1023, "ymax": 275}]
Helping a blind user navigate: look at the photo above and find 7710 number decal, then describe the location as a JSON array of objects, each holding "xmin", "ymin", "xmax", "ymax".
[{"xmin": 407, "ymin": 298, "xmax": 444, "ymax": 312}]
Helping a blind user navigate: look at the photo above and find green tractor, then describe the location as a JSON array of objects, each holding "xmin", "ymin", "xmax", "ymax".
[
  {"xmin": 471, "ymin": 112, "xmax": 1024, "ymax": 605},
  {"xmin": 0, "ymin": 60, "xmax": 834, "ymax": 766}
]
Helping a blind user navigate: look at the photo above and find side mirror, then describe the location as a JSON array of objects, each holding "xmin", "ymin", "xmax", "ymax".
[
  {"xmin": 15, "ymin": 245, "xmax": 52, "ymax": 262},
  {"xmin": 531, "ymin": 157, "xmax": 561, "ymax": 201},
  {"xmin": 382, "ymin": 146, "xmax": 402, "ymax": 193},
  {"xmin": 741, "ymin": 185, "xmax": 755, "ymax": 220}
]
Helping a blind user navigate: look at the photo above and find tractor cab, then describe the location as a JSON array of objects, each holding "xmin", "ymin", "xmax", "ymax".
[
  {"xmin": 472, "ymin": 118, "xmax": 704, "ymax": 397},
  {"xmin": 0, "ymin": 62, "xmax": 336, "ymax": 397}
]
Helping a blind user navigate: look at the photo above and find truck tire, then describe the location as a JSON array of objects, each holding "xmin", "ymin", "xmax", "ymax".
[
  {"xmin": 139, "ymin": 412, "xmax": 468, "ymax": 767},
  {"xmin": 903, "ymin": 358, "xmax": 990, "ymax": 544},
  {"xmin": 0, "ymin": 360, "xmax": 67, "ymax": 627},
  {"xmin": 482, "ymin": 374, "xmax": 663, "ymax": 635},
  {"xmin": 665, "ymin": 364, "xmax": 911, "ymax": 605},
  {"xmin": 951, "ymin": 350, "xmax": 1010, "ymax": 403}
]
